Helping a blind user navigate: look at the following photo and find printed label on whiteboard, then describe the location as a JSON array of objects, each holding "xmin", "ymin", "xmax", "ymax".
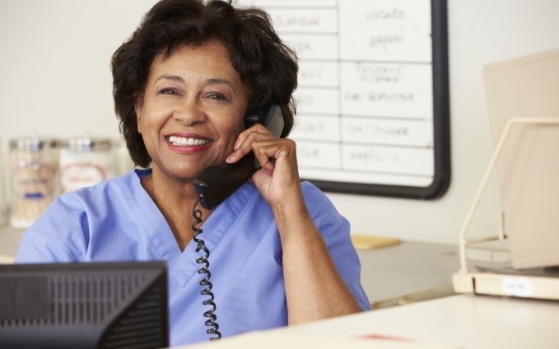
[
  {"xmin": 290, "ymin": 115, "xmax": 339, "ymax": 142},
  {"xmin": 296, "ymin": 141, "xmax": 340, "ymax": 169},
  {"xmin": 340, "ymin": 62, "xmax": 433, "ymax": 118},
  {"xmin": 234, "ymin": 0, "xmax": 337, "ymax": 7},
  {"xmin": 298, "ymin": 61, "xmax": 338, "ymax": 87},
  {"xmin": 342, "ymin": 145, "xmax": 434, "ymax": 176},
  {"xmin": 342, "ymin": 118, "xmax": 433, "ymax": 147},
  {"xmin": 281, "ymin": 34, "xmax": 337, "ymax": 60},
  {"xmin": 339, "ymin": 0, "xmax": 431, "ymax": 62},
  {"xmin": 294, "ymin": 88, "xmax": 339, "ymax": 115},
  {"xmin": 267, "ymin": 8, "xmax": 337, "ymax": 33},
  {"xmin": 502, "ymin": 277, "xmax": 533, "ymax": 298}
]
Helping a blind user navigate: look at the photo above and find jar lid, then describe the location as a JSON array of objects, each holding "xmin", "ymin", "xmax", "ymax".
[
  {"xmin": 10, "ymin": 137, "xmax": 58, "ymax": 150},
  {"xmin": 62, "ymin": 137, "xmax": 112, "ymax": 151}
]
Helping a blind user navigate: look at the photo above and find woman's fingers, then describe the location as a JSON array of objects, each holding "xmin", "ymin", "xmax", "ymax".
[{"xmin": 226, "ymin": 124, "xmax": 276, "ymax": 165}]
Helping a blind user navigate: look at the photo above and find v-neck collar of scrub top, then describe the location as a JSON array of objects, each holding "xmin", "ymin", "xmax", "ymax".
[{"xmin": 129, "ymin": 168, "xmax": 256, "ymax": 287}]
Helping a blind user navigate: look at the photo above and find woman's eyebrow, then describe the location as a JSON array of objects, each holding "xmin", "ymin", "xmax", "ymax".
[
  {"xmin": 204, "ymin": 78, "xmax": 238, "ymax": 94},
  {"xmin": 156, "ymin": 74, "xmax": 184, "ymax": 83},
  {"xmin": 155, "ymin": 75, "xmax": 238, "ymax": 94}
]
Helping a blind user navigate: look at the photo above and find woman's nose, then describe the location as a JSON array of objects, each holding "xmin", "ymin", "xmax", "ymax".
[{"xmin": 173, "ymin": 99, "xmax": 206, "ymax": 126}]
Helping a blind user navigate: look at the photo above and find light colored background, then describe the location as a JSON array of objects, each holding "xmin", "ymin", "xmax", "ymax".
[{"xmin": 1, "ymin": 0, "xmax": 558, "ymax": 244}]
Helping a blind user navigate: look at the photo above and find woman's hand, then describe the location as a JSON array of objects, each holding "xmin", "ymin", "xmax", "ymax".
[{"xmin": 225, "ymin": 123, "xmax": 303, "ymax": 209}]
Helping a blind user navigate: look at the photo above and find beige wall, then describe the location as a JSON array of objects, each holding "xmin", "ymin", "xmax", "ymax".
[{"xmin": 1, "ymin": 0, "xmax": 558, "ymax": 243}]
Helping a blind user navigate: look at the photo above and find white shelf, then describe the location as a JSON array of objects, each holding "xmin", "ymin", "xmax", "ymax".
[
  {"xmin": 453, "ymin": 271, "xmax": 559, "ymax": 301},
  {"xmin": 453, "ymin": 117, "xmax": 559, "ymax": 301}
]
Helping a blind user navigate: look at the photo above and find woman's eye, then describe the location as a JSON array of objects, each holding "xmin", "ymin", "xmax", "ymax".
[
  {"xmin": 159, "ymin": 88, "xmax": 178, "ymax": 95},
  {"xmin": 207, "ymin": 92, "xmax": 227, "ymax": 100}
]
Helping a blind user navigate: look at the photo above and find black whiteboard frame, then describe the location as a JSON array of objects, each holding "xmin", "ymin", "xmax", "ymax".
[{"xmin": 301, "ymin": 0, "xmax": 451, "ymax": 200}]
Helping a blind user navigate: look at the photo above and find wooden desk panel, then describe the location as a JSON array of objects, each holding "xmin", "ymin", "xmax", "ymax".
[{"xmin": 356, "ymin": 240, "xmax": 459, "ymax": 308}]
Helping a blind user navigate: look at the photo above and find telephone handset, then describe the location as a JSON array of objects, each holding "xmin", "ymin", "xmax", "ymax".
[{"xmin": 194, "ymin": 104, "xmax": 285, "ymax": 210}]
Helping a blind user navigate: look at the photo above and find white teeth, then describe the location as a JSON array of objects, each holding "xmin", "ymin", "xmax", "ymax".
[{"xmin": 168, "ymin": 136, "xmax": 210, "ymax": 146}]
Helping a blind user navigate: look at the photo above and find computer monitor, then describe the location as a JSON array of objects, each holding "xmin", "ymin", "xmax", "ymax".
[{"xmin": 0, "ymin": 261, "xmax": 169, "ymax": 349}]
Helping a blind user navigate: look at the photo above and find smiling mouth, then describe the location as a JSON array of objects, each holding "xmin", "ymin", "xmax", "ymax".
[{"xmin": 167, "ymin": 136, "xmax": 212, "ymax": 146}]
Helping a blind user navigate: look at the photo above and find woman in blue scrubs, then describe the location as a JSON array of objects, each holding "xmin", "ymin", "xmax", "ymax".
[{"xmin": 15, "ymin": 0, "xmax": 370, "ymax": 345}]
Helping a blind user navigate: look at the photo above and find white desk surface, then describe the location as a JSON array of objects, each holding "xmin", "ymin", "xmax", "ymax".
[
  {"xmin": 182, "ymin": 294, "xmax": 559, "ymax": 349},
  {"xmin": 277, "ymin": 294, "xmax": 559, "ymax": 349}
]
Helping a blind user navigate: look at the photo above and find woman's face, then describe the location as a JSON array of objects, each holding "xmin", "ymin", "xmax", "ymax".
[{"xmin": 135, "ymin": 40, "xmax": 249, "ymax": 182}]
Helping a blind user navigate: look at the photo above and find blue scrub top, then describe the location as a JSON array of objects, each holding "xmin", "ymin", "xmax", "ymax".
[{"xmin": 15, "ymin": 169, "xmax": 370, "ymax": 346}]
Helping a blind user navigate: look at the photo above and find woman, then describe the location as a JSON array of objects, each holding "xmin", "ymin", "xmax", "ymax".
[{"xmin": 15, "ymin": 0, "xmax": 370, "ymax": 345}]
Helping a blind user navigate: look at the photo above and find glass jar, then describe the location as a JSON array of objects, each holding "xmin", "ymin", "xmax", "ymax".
[
  {"xmin": 9, "ymin": 137, "xmax": 59, "ymax": 229},
  {"xmin": 59, "ymin": 137, "xmax": 114, "ymax": 193},
  {"xmin": 113, "ymin": 138, "xmax": 135, "ymax": 176}
]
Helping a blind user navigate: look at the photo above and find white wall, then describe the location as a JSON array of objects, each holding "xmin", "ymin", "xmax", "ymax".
[{"xmin": 1, "ymin": 0, "xmax": 558, "ymax": 244}]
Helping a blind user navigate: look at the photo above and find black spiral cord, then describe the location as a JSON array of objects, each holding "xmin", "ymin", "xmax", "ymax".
[{"xmin": 192, "ymin": 197, "xmax": 222, "ymax": 341}]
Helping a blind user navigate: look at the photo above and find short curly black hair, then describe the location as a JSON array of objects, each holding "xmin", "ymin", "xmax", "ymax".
[{"xmin": 111, "ymin": 0, "xmax": 298, "ymax": 168}]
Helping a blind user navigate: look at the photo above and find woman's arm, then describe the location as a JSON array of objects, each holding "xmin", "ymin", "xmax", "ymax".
[
  {"xmin": 227, "ymin": 124, "xmax": 365, "ymax": 324},
  {"xmin": 272, "ymin": 194, "xmax": 364, "ymax": 324}
]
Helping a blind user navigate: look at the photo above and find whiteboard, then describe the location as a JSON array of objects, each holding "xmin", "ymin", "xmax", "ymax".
[{"xmin": 235, "ymin": 0, "xmax": 450, "ymax": 199}]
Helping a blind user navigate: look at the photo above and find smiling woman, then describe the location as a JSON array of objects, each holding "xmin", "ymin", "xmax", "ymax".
[
  {"xmin": 134, "ymin": 42, "xmax": 249, "ymax": 188},
  {"xmin": 13, "ymin": 0, "xmax": 371, "ymax": 346}
]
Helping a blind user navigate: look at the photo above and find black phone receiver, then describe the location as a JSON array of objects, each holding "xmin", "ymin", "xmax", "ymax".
[{"xmin": 194, "ymin": 105, "xmax": 285, "ymax": 210}]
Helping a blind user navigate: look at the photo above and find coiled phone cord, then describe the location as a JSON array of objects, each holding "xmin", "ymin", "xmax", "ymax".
[{"xmin": 192, "ymin": 197, "xmax": 222, "ymax": 341}]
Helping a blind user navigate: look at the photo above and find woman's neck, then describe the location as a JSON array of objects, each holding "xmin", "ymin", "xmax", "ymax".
[{"xmin": 140, "ymin": 172, "xmax": 210, "ymax": 251}]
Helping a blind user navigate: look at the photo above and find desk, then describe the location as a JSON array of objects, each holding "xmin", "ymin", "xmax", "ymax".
[
  {"xmin": 5, "ymin": 226, "xmax": 553, "ymax": 347},
  {"xmin": 182, "ymin": 294, "xmax": 559, "ymax": 349}
]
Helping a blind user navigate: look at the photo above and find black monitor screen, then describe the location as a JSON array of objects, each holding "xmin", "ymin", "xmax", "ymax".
[{"xmin": 0, "ymin": 261, "xmax": 169, "ymax": 349}]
